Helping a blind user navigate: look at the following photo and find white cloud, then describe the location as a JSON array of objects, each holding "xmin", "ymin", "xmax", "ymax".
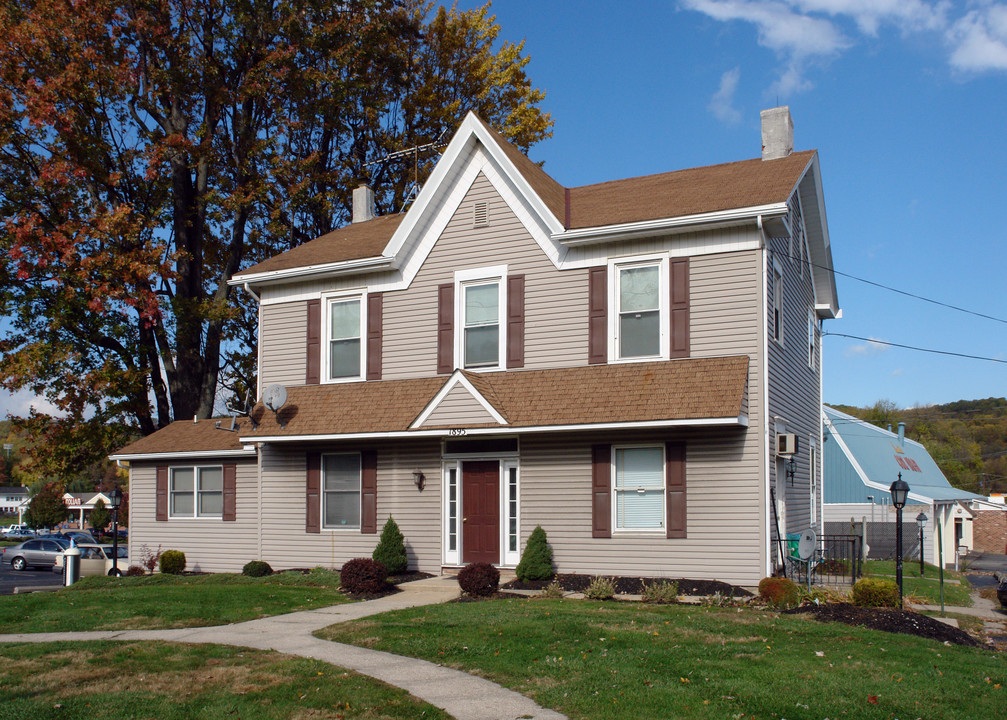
[
  {"xmin": 844, "ymin": 337, "xmax": 890, "ymax": 357},
  {"xmin": 709, "ymin": 67, "xmax": 744, "ymax": 123},
  {"xmin": 792, "ymin": 0, "xmax": 949, "ymax": 35},
  {"xmin": 948, "ymin": 4, "xmax": 1007, "ymax": 72},
  {"xmin": 0, "ymin": 388, "xmax": 61, "ymax": 419},
  {"xmin": 891, "ymin": 368, "xmax": 903, "ymax": 377}
]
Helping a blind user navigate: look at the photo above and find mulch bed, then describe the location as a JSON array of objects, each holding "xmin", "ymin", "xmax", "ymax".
[
  {"xmin": 338, "ymin": 571, "xmax": 434, "ymax": 600},
  {"xmin": 502, "ymin": 574, "xmax": 753, "ymax": 597},
  {"xmin": 785, "ymin": 603, "xmax": 981, "ymax": 647}
]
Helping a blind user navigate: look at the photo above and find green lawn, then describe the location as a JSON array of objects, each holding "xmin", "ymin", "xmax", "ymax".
[
  {"xmin": 0, "ymin": 640, "xmax": 448, "ymax": 720},
  {"xmin": 0, "ymin": 570, "xmax": 349, "ymax": 633},
  {"xmin": 319, "ymin": 598, "xmax": 1004, "ymax": 720},
  {"xmin": 862, "ymin": 560, "xmax": 973, "ymax": 606}
]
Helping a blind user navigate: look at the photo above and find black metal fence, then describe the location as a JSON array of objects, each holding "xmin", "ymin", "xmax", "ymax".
[{"xmin": 785, "ymin": 533, "xmax": 862, "ymax": 586}]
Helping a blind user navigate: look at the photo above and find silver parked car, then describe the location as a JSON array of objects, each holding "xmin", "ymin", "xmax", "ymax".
[
  {"xmin": 3, "ymin": 538, "xmax": 71, "ymax": 570},
  {"xmin": 54, "ymin": 543, "xmax": 129, "ymax": 577}
]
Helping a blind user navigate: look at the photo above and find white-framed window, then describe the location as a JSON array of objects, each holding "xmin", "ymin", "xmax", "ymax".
[
  {"xmin": 772, "ymin": 261, "xmax": 784, "ymax": 344},
  {"xmin": 610, "ymin": 255, "xmax": 668, "ymax": 362},
  {"xmin": 808, "ymin": 308, "xmax": 816, "ymax": 368},
  {"xmin": 322, "ymin": 453, "xmax": 361, "ymax": 529},
  {"xmin": 503, "ymin": 461, "xmax": 520, "ymax": 566},
  {"xmin": 169, "ymin": 466, "xmax": 222, "ymax": 518},
  {"xmin": 809, "ymin": 441, "xmax": 817, "ymax": 526},
  {"xmin": 613, "ymin": 445, "xmax": 665, "ymax": 531},
  {"xmin": 324, "ymin": 292, "xmax": 366, "ymax": 382},
  {"xmin": 455, "ymin": 266, "xmax": 507, "ymax": 370}
]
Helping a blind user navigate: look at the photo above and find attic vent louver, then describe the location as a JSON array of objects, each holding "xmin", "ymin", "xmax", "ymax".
[{"xmin": 473, "ymin": 200, "xmax": 489, "ymax": 228}]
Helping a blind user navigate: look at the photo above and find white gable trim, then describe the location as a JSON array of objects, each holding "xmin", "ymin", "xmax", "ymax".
[
  {"xmin": 410, "ymin": 371, "xmax": 508, "ymax": 429},
  {"xmin": 108, "ymin": 448, "xmax": 256, "ymax": 462}
]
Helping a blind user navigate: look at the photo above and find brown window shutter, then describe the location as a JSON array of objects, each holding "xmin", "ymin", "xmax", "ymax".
[
  {"xmin": 437, "ymin": 283, "xmax": 454, "ymax": 374},
  {"xmin": 366, "ymin": 293, "xmax": 383, "ymax": 380},
  {"xmin": 155, "ymin": 466, "xmax": 168, "ymax": 522},
  {"xmin": 306, "ymin": 452, "xmax": 320, "ymax": 534},
  {"xmin": 588, "ymin": 267, "xmax": 607, "ymax": 364},
  {"xmin": 306, "ymin": 299, "xmax": 321, "ymax": 384},
  {"xmin": 222, "ymin": 463, "xmax": 236, "ymax": 522},
  {"xmin": 591, "ymin": 444, "xmax": 611, "ymax": 538},
  {"xmin": 506, "ymin": 274, "xmax": 525, "ymax": 369},
  {"xmin": 670, "ymin": 258, "xmax": 690, "ymax": 358},
  {"xmin": 361, "ymin": 450, "xmax": 377, "ymax": 534},
  {"xmin": 666, "ymin": 442, "xmax": 687, "ymax": 538}
]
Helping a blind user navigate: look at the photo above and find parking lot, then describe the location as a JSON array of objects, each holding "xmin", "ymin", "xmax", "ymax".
[{"xmin": 0, "ymin": 552, "xmax": 64, "ymax": 595}]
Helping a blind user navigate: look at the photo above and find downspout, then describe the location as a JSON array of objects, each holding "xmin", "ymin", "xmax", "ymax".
[
  {"xmin": 241, "ymin": 282, "xmax": 266, "ymax": 563},
  {"xmin": 758, "ymin": 214, "xmax": 773, "ymax": 577},
  {"xmin": 241, "ymin": 282, "xmax": 263, "ymax": 400}
]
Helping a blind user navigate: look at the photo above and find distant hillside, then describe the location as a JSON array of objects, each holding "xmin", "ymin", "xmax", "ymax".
[{"xmin": 830, "ymin": 398, "xmax": 1007, "ymax": 496}]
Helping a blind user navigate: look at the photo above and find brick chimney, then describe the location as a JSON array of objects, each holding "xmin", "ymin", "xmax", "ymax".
[
  {"xmin": 352, "ymin": 184, "xmax": 375, "ymax": 223},
  {"xmin": 761, "ymin": 106, "xmax": 794, "ymax": 161}
]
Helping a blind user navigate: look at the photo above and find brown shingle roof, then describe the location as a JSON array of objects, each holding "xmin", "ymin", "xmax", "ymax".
[{"xmin": 113, "ymin": 418, "xmax": 249, "ymax": 457}]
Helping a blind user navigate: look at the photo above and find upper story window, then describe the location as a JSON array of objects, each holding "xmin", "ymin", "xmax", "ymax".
[
  {"xmin": 610, "ymin": 256, "xmax": 668, "ymax": 362},
  {"xmin": 325, "ymin": 293, "xmax": 366, "ymax": 382},
  {"xmin": 772, "ymin": 262, "xmax": 784, "ymax": 344},
  {"xmin": 170, "ymin": 466, "xmax": 222, "ymax": 518},
  {"xmin": 455, "ymin": 266, "xmax": 506, "ymax": 370},
  {"xmin": 323, "ymin": 453, "xmax": 361, "ymax": 529}
]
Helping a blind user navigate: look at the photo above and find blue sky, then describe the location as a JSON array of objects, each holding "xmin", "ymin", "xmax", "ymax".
[{"xmin": 2, "ymin": 0, "xmax": 1005, "ymax": 418}]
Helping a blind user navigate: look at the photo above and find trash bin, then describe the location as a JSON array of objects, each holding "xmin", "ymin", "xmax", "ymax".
[{"xmin": 63, "ymin": 545, "xmax": 81, "ymax": 587}]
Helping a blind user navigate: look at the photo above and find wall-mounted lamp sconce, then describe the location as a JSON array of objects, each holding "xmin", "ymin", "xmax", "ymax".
[
  {"xmin": 412, "ymin": 470, "xmax": 425, "ymax": 491},
  {"xmin": 786, "ymin": 457, "xmax": 796, "ymax": 486}
]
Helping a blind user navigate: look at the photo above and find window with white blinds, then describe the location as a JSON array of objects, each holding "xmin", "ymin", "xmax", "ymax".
[{"xmin": 613, "ymin": 446, "xmax": 664, "ymax": 530}]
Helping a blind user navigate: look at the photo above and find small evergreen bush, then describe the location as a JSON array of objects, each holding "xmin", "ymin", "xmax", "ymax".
[
  {"xmin": 641, "ymin": 579, "xmax": 679, "ymax": 603},
  {"xmin": 758, "ymin": 576, "xmax": 800, "ymax": 609},
  {"xmin": 853, "ymin": 577, "xmax": 901, "ymax": 608},
  {"xmin": 372, "ymin": 516, "xmax": 408, "ymax": 574},
  {"xmin": 584, "ymin": 575, "xmax": 616, "ymax": 600},
  {"xmin": 341, "ymin": 557, "xmax": 388, "ymax": 595},
  {"xmin": 515, "ymin": 525, "xmax": 553, "ymax": 582},
  {"xmin": 159, "ymin": 550, "xmax": 186, "ymax": 575},
  {"xmin": 242, "ymin": 560, "xmax": 273, "ymax": 577},
  {"xmin": 457, "ymin": 562, "xmax": 499, "ymax": 597},
  {"xmin": 125, "ymin": 565, "xmax": 146, "ymax": 577}
]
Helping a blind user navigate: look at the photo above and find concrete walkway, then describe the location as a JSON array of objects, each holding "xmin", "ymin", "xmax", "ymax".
[{"xmin": 0, "ymin": 576, "xmax": 565, "ymax": 720}]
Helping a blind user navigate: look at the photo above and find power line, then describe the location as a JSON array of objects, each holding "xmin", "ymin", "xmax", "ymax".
[{"xmin": 822, "ymin": 332, "xmax": 1007, "ymax": 365}]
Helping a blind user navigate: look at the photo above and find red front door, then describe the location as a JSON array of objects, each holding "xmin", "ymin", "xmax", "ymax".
[{"xmin": 462, "ymin": 461, "xmax": 500, "ymax": 565}]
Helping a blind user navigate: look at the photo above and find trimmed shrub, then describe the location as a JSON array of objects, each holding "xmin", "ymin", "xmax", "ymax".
[
  {"xmin": 457, "ymin": 562, "xmax": 499, "ymax": 597},
  {"xmin": 853, "ymin": 577, "xmax": 901, "ymax": 608},
  {"xmin": 125, "ymin": 565, "xmax": 146, "ymax": 577},
  {"xmin": 641, "ymin": 579, "xmax": 679, "ymax": 604},
  {"xmin": 341, "ymin": 557, "xmax": 388, "ymax": 595},
  {"xmin": 242, "ymin": 560, "xmax": 273, "ymax": 578},
  {"xmin": 758, "ymin": 577, "xmax": 800, "ymax": 609},
  {"xmin": 159, "ymin": 550, "xmax": 186, "ymax": 575},
  {"xmin": 536, "ymin": 580, "xmax": 564, "ymax": 599},
  {"xmin": 584, "ymin": 575, "xmax": 616, "ymax": 600},
  {"xmin": 515, "ymin": 525, "xmax": 553, "ymax": 582},
  {"xmin": 372, "ymin": 516, "xmax": 408, "ymax": 574}
]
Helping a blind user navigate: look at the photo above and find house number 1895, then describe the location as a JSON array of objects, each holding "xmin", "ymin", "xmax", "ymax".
[{"xmin": 448, "ymin": 428, "xmax": 467, "ymax": 436}]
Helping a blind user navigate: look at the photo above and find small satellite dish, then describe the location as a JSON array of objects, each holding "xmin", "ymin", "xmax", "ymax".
[
  {"xmin": 798, "ymin": 527, "xmax": 818, "ymax": 560},
  {"xmin": 262, "ymin": 384, "xmax": 287, "ymax": 413}
]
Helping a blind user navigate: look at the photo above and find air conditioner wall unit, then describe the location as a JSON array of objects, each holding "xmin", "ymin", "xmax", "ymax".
[{"xmin": 777, "ymin": 433, "xmax": 799, "ymax": 456}]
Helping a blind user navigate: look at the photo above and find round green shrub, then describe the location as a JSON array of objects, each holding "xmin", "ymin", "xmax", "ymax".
[
  {"xmin": 515, "ymin": 525, "xmax": 553, "ymax": 582},
  {"xmin": 853, "ymin": 577, "xmax": 901, "ymax": 608},
  {"xmin": 159, "ymin": 550, "xmax": 186, "ymax": 575},
  {"xmin": 758, "ymin": 576, "xmax": 801, "ymax": 609},
  {"xmin": 457, "ymin": 562, "xmax": 499, "ymax": 597},
  {"xmin": 372, "ymin": 516, "xmax": 408, "ymax": 574},
  {"xmin": 341, "ymin": 557, "xmax": 388, "ymax": 595},
  {"xmin": 242, "ymin": 560, "xmax": 273, "ymax": 577}
]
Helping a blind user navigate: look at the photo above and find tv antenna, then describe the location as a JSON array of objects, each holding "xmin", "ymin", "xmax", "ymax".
[{"xmin": 366, "ymin": 129, "xmax": 448, "ymax": 212}]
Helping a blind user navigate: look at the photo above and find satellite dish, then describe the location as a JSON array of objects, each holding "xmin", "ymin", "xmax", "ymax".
[
  {"xmin": 262, "ymin": 384, "xmax": 287, "ymax": 413},
  {"xmin": 798, "ymin": 527, "xmax": 818, "ymax": 560}
]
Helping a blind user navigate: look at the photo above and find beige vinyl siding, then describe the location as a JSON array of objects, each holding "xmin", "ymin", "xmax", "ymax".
[
  {"xmin": 382, "ymin": 173, "xmax": 588, "ymax": 378},
  {"xmin": 421, "ymin": 384, "xmax": 499, "ymax": 427},
  {"xmin": 767, "ymin": 191, "xmax": 822, "ymax": 550},
  {"xmin": 518, "ymin": 428, "xmax": 765, "ymax": 587},
  {"xmin": 127, "ymin": 458, "xmax": 259, "ymax": 573},
  {"xmin": 257, "ymin": 441, "xmax": 444, "ymax": 573},
  {"xmin": 260, "ymin": 301, "xmax": 307, "ymax": 388}
]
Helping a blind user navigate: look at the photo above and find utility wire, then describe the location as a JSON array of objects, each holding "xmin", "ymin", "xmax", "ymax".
[{"xmin": 822, "ymin": 332, "xmax": 1007, "ymax": 365}]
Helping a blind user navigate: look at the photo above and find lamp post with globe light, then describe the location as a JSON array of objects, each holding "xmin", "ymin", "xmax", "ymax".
[
  {"xmin": 916, "ymin": 512, "xmax": 928, "ymax": 577},
  {"xmin": 890, "ymin": 475, "xmax": 909, "ymax": 606},
  {"xmin": 109, "ymin": 487, "xmax": 123, "ymax": 576}
]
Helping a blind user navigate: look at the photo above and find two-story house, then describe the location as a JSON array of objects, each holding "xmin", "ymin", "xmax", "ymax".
[{"xmin": 112, "ymin": 107, "xmax": 838, "ymax": 586}]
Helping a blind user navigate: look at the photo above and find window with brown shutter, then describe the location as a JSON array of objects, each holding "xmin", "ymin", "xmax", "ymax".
[
  {"xmin": 670, "ymin": 258, "xmax": 690, "ymax": 358},
  {"xmin": 591, "ymin": 444, "xmax": 611, "ymax": 538},
  {"xmin": 506, "ymin": 274, "xmax": 525, "ymax": 368},
  {"xmin": 367, "ymin": 293, "xmax": 383, "ymax": 380},
  {"xmin": 588, "ymin": 267, "xmax": 607, "ymax": 364},
  {"xmin": 222, "ymin": 464, "xmax": 236, "ymax": 522},
  {"xmin": 665, "ymin": 442, "xmax": 686, "ymax": 538},
  {"xmin": 437, "ymin": 283, "xmax": 454, "ymax": 374},
  {"xmin": 306, "ymin": 453, "xmax": 320, "ymax": 533},
  {"xmin": 305, "ymin": 299, "xmax": 321, "ymax": 384},
  {"xmin": 361, "ymin": 450, "xmax": 377, "ymax": 534},
  {"xmin": 156, "ymin": 466, "xmax": 168, "ymax": 522}
]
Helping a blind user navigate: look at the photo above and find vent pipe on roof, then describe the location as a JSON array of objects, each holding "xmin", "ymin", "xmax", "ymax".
[
  {"xmin": 352, "ymin": 184, "xmax": 375, "ymax": 223},
  {"xmin": 898, "ymin": 422, "xmax": 905, "ymax": 446},
  {"xmin": 761, "ymin": 106, "xmax": 793, "ymax": 161}
]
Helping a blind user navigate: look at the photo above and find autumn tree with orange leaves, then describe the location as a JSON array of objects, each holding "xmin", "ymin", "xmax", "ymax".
[{"xmin": 0, "ymin": 0, "xmax": 551, "ymax": 478}]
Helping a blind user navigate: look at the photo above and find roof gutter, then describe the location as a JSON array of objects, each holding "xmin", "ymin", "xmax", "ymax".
[
  {"xmin": 228, "ymin": 255, "xmax": 395, "ymax": 289},
  {"xmin": 554, "ymin": 202, "xmax": 789, "ymax": 247}
]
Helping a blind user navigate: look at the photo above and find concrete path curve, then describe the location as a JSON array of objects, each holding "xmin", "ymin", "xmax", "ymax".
[{"xmin": 0, "ymin": 576, "xmax": 565, "ymax": 720}]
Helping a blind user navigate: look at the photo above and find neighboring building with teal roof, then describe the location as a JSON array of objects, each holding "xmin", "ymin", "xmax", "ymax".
[{"xmin": 823, "ymin": 406, "xmax": 984, "ymax": 567}]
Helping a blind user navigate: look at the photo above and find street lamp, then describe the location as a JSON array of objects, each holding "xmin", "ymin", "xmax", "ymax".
[
  {"xmin": 108, "ymin": 487, "xmax": 123, "ymax": 576},
  {"xmin": 916, "ymin": 512, "xmax": 928, "ymax": 577},
  {"xmin": 890, "ymin": 474, "xmax": 909, "ymax": 606}
]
